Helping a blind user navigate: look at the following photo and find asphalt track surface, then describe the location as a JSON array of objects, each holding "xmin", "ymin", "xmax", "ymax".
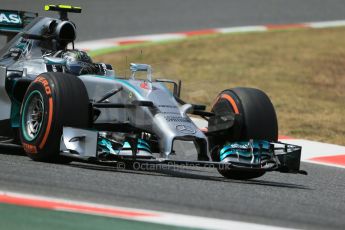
[
  {"xmin": 1, "ymin": 148, "xmax": 345, "ymax": 230},
  {"xmin": 1, "ymin": 1, "xmax": 345, "ymax": 229}
]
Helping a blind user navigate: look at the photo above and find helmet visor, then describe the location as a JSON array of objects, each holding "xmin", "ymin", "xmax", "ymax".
[{"xmin": 66, "ymin": 61, "xmax": 95, "ymax": 75}]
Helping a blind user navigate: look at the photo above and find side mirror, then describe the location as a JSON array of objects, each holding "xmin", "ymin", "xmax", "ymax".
[{"xmin": 156, "ymin": 79, "xmax": 182, "ymax": 97}]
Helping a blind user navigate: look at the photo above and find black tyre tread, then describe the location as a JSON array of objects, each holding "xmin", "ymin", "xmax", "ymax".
[{"xmin": 230, "ymin": 87, "xmax": 278, "ymax": 141}]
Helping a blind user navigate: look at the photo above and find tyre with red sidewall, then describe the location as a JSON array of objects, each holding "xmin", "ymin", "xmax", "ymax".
[{"xmin": 19, "ymin": 72, "xmax": 89, "ymax": 162}]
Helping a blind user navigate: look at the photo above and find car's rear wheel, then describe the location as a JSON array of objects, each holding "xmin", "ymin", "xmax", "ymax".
[
  {"xmin": 19, "ymin": 72, "xmax": 89, "ymax": 162},
  {"xmin": 210, "ymin": 87, "xmax": 278, "ymax": 180}
]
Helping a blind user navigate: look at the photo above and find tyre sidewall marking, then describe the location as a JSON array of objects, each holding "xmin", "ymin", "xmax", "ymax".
[
  {"xmin": 211, "ymin": 93, "xmax": 240, "ymax": 114},
  {"xmin": 34, "ymin": 76, "xmax": 53, "ymax": 150},
  {"xmin": 39, "ymin": 97, "xmax": 53, "ymax": 149},
  {"xmin": 22, "ymin": 143, "xmax": 37, "ymax": 154},
  {"xmin": 220, "ymin": 94, "xmax": 240, "ymax": 114},
  {"xmin": 34, "ymin": 76, "xmax": 52, "ymax": 96}
]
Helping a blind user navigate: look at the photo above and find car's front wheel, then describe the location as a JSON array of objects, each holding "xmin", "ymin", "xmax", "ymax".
[
  {"xmin": 210, "ymin": 87, "xmax": 278, "ymax": 180},
  {"xmin": 19, "ymin": 72, "xmax": 89, "ymax": 162}
]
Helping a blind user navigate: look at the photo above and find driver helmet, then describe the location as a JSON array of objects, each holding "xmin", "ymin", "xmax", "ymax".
[{"xmin": 61, "ymin": 50, "xmax": 97, "ymax": 75}]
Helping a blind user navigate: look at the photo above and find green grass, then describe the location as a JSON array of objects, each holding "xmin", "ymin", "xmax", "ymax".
[
  {"xmin": 94, "ymin": 28, "xmax": 345, "ymax": 145},
  {"xmin": 0, "ymin": 203, "xmax": 197, "ymax": 230}
]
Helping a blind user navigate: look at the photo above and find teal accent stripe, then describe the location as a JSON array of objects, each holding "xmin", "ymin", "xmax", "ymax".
[
  {"xmin": 91, "ymin": 75, "xmax": 142, "ymax": 97},
  {"xmin": 219, "ymin": 141, "xmax": 271, "ymax": 161},
  {"xmin": 219, "ymin": 145, "xmax": 233, "ymax": 156},
  {"xmin": 138, "ymin": 139, "xmax": 150, "ymax": 148},
  {"xmin": 122, "ymin": 141, "xmax": 152, "ymax": 153},
  {"xmin": 114, "ymin": 79, "xmax": 142, "ymax": 96},
  {"xmin": 93, "ymin": 75, "xmax": 116, "ymax": 80}
]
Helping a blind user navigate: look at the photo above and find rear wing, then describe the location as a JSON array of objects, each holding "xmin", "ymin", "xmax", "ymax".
[{"xmin": 0, "ymin": 9, "xmax": 38, "ymax": 41}]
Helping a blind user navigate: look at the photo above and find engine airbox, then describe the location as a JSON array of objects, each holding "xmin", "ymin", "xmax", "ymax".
[{"xmin": 55, "ymin": 21, "xmax": 76, "ymax": 42}]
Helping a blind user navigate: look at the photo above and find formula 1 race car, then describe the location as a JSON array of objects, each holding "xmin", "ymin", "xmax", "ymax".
[{"xmin": 0, "ymin": 5, "xmax": 306, "ymax": 179}]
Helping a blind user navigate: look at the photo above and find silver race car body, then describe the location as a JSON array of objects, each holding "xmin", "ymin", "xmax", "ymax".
[{"xmin": 0, "ymin": 5, "xmax": 306, "ymax": 179}]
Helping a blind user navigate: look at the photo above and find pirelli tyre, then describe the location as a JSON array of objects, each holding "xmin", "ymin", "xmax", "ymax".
[
  {"xmin": 19, "ymin": 72, "xmax": 89, "ymax": 162},
  {"xmin": 210, "ymin": 87, "xmax": 278, "ymax": 180}
]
